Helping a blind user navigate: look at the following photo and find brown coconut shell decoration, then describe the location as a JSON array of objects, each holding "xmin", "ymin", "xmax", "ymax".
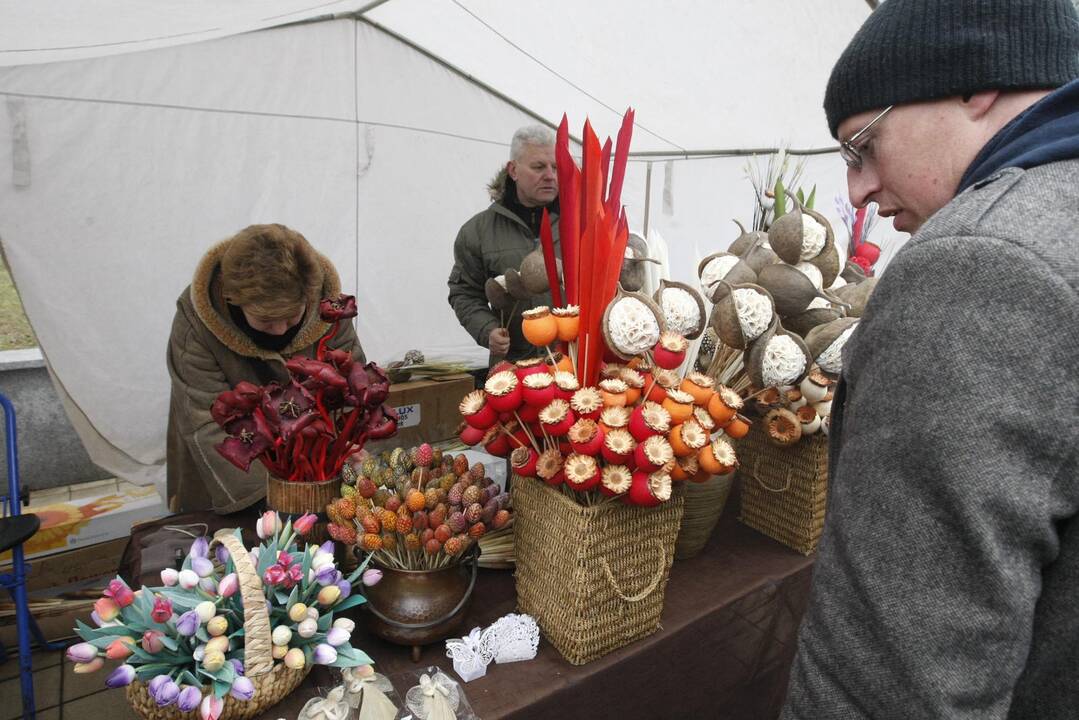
[
  {"xmin": 601, "ymin": 283, "xmax": 667, "ymax": 361},
  {"xmin": 834, "ymin": 277, "xmax": 879, "ymax": 318},
  {"xmin": 783, "ymin": 306, "xmax": 844, "ymax": 337},
  {"xmin": 804, "ymin": 316, "xmax": 859, "ymax": 364},
  {"xmin": 841, "ymin": 260, "xmax": 869, "ymax": 284},
  {"xmin": 709, "ymin": 282, "xmax": 777, "ymax": 351},
  {"xmin": 743, "ymin": 323, "xmax": 812, "ymax": 389},
  {"xmin": 485, "ymin": 276, "xmax": 513, "ymax": 311},
  {"xmin": 619, "ymin": 234, "xmax": 661, "ymax": 293},
  {"xmin": 519, "ymin": 249, "xmax": 551, "ymax": 295},
  {"xmin": 697, "ymin": 250, "xmax": 758, "ymax": 302},
  {"xmin": 756, "ymin": 263, "xmax": 839, "ymax": 318},
  {"xmin": 729, "ymin": 220, "xmax": 780, "ymax": 273},
  {"xmin": 653, "ymin": 279, "xmax": 707, "ymax": 339},
  {"xmin": 768, "ymin": 197, "xmax": 841, "ymax": 288},
  {"xmin": 503, "ymin": 268, "xmax": 531, "ymax": 301}
]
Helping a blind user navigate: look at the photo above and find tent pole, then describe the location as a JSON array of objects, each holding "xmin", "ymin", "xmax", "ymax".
[{"xmin": 643, "ymin": 162, "xmax": 653, "ymax": 240}]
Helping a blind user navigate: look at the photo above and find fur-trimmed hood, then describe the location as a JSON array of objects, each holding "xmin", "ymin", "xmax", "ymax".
[
  {"xmin": 487, "ymin": 166, "xmax": 510, "ymax": 203},
  {"xmin": 188, "ymin": 238, "xmax": 341, "ymax": 359}
]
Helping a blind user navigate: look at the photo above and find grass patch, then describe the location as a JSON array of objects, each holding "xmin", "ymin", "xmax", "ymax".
[{"xmin": 0, "ymin": 256, "xmax": 36, "ymax": 350}]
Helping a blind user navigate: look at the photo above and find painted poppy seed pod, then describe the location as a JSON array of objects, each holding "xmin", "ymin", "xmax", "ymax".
[
  {"xmin": 514, "ymin": 357, "xmax": 549, "ymax": 381},
  {"xmin": 510, "ymin": 446, "xmax": 539, "ymax": 477},
  {"xmin": 756, "ymin": 264, "xmax": 832, "ymax": 317},
  {"xmin": 652, "ymin": 331, "xmax": 688, "ymax": 369},
  {"xmin": 707, "ymin": 385, "xmax": 743, "ymax": 425},
  {"xmin": 459, "ymin": 422, "xmax": 485, "ymax": 446},
  {"xmin": 602, "ymin": 428, "xmax": 637, "ymax": 465},
  {"xmin": 698, "ymin": 437, "xmax": 738, "ymax": 475},
  {"xmin": 485, "ymin": 276, "xmax": 513, "ymax": 311},
  {"xmin": 459, "ymin": 390, "xmax": 497, "ymax": 430},
  {"xmin": 516, "ymin": 402, "xmax": 540, "ymax": 424},
  {"xmin": 796, "ymin": 405, "xmax": 821, "ymax": 435},
  {"xmin": 698, "ymin": 248, "xmax": 758, "ymax": 302},
  {"xmin": 693, "ymin": 405, "xmax": 717, "ymax": 433},
  {"xmin": 599, "ymin": 378, "xmax": 629, "ymax": 408},
  {"xmin": 503, "ymin": 268, "xmax": 531, "ymax": 300},
  {"xmin": 519, "ymin": 249, "xmax": 551, "ymax": 295},
  {"xmin": 788, "ymin": 388, "xmax": 808, "ymax": 410},
  {"xmin": 627, "ymin": 470, "xmax": 672, "ymax": 507},
  {"xmin": 805, "ymin": 317, "xmax": 860, "ymax": 374},
  {"xmin": 764, "ymin": 408, "xmax": 803, "ymax": 447},
  {"xmin": 598, "ymin": 405, "xmax": 631, "ymax": 436},
  {"xmin": 680, "ymin": 372, "xmax": 715, "ymax": 406},
  {"xmin": 654, "ymin": 280, "xmax": 707, "ymax": 339},
  {"xmin": 522, "ymin": 306, "xmax": 559, "ymax": 347},
  {"xmin": 800, "ymin": 371, "xmax": 830, "ymax": 404},
  {"xmin": 546, "ymin": 351, "xmax": 574, "ymax": 375},
  {"xmin": 568, "ymin": 418, "xmax": 605, "ymax": 455},
  {"xmin": 602, "ymin": 285, "xmax": 667, "ymax": 360},
  {"xmin": 814, "ymin": 396, "xmax": 834, "ymax": 418},
  {"xmin": 535, "ymin": 448, "xmax": 564, "ymax": 485},
  {"xmin": 521, "ymin": 372, "xmax": 556, "ymax": 407},
  {"xmin": 553, "ymin": 371, "xmax": 579, "ymax": 401},
  {"xmin": 744, "ymin": 326, "xmax": 811, "ymax": 389},
  {"xmin": 654, "ymin": 368, "xmax": 682, "ymax": 390},
  {"xmin": 669, "ymin": 419, "xmax": 708, "ymax": 458},
  {"xmin": 661, "ymin": 389, "xmax": 696, "ymax": 425},
  {"xmin": 552, "ymin": 305, "xmax": 580, "ymax": 342},
  {"xmin": 538, "ymin": 399, "xmax": 575, "ymax": 436},
  {"xmin": 571, "ymin": 387, "xmax": 603, "ymax": 420},
  {"xmin": 640, "ymin": 370, "xmax": 667, "ymax": 403},
  {"xmin": 629, "ymin": 401, "xmax": 672, "ymax": 442},
  {"xmin": 601, "ymin": 465, "xmax": 633, "ymax": 497},
  {"xmin": 723, "ymin": 413, "xmax": 752, "ymax": 439},
  {"xmin": 710, "ymin": 283, "xmax": 776, "ymax": 350},
  {"xmin": 482, "ymin": 426, "xmax": 511, "ymax": 457},
  {"xmin": 678, "ymin": 454, "xmax": 703, "ymax": 482},
  {"xmin": 834, "ymin": 276, "xmax": 878, "ymax": 318},
  {"xmin": 484, "ymin": 371, "xmax": 522, "ymax": 413},
  {"xmin": 619, "ymin": 368, "xmax": 645, "ymax": 405},
  {"xmin": 634, "ymin": 434, "xmax": 674, "ymax": 473},
  {"xmin": 564, "ymin": 453, "xmax": 601, "ymax": 491}
]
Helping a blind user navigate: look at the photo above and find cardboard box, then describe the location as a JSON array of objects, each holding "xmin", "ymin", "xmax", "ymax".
[
  {"xmin": 367, "ymin": 373, "xmax": 475, "ymax": 451},
  {"xmin": 0, "ymin": 479, "xmax": 167, "ymax": 563},
  {"xmin": 8, "ymin": 537, "xmax": 128, "ymax": 593}
]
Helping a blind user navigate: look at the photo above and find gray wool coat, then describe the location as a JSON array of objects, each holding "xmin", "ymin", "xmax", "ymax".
[{"xmin": 783, "ymin": 159, "xmax": 1079, "ymax": 718}]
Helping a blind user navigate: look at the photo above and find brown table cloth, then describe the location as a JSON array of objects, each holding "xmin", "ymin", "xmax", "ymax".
[{"xmin": 261, "ymin": 501, "xmax": 814, "ymax": 720}]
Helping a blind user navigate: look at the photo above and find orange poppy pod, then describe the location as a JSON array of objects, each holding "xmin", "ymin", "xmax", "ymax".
[
  {"xmin": 680, "ymin": 373, "xmax": 715, "ymax": 406},
  {"xmin": 521, "ymin": 307, "xmax": 558, "ymax": 347},
  {"xmin": 670, "ymin": 461, "xmax": 689, "ymax": 481},
  {"xmin": 552, "ymin": 307, "xmax": 580, "ymax": 342},
  {"xmin": 623, "ymin": 386, "xmax": 641, "ymax": 406},
  {"xmin": 698, "ymin": 437, "xmax": 736, "ymax": 476},
  {"xmin": 641, "ymin": 373, "xmax": 667, "ymax": 404},
  {"xmin": 668, "ymin": 419, "xmax": 706, "ymax": 458},
  {"xmin": 661, "ymin": 389, "xmax": 695, "ymax": 425},
  {"xmin": 668, "ymin": 424, "xmax": 693, "ymax": 458},
  {"xmin": 723, "ymin": 413, "xmax": 751, "ymax": 439},
  {"xmin": 599, "ymin": 379, "xmax": 628, "ymax": 408},
  {"xmin": 690, "ymin": 468, "xmax": 713, "ymax": 483}
]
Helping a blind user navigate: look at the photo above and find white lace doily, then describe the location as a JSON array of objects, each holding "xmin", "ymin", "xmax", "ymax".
[{"xmin": 483, "ymin": 613, "xmax": 539, "ymax": 664}]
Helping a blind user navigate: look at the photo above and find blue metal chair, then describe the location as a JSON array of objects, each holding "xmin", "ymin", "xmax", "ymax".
[{"xmin": 0, "ymin": 392, "xmax": 67, "ymax": 720}]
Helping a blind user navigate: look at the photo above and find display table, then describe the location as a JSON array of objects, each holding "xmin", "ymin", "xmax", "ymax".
[{"xmin": 260, "ymin": 500, "xmax": 814, "ymax": 719}]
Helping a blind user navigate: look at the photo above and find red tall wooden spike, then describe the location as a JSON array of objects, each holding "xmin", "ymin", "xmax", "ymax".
[
  {"xmin": 605, "ymin": 108, "xmax": 635, "ymax": 218},
  {"xmin": 600, "ymin": 137, "xmax": 612, "ymax": 208},
  {"xmin": 539, "ymin": 209, "xmax": 563, "ymax": 308},
  {"xmin": 555, "ymin": 115, "xmax": 579, "ymax": 305}
]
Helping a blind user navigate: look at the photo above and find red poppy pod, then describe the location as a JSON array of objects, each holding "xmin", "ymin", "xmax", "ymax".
[
  {"xmin": 601, "ymin": 429, "xmax": 636, "ymax": 465},
  {"xmin": 552, "ymin": 371, "xmax": 579, "ymax": 401},
  {"xmin": 514, "ymin": 358, "xmax": 549, "ymax": 384},
  {"xmin": 652, "ymin": 330, "xmax": 688, "ymax": 370},
  {"xmin": 459, "ymin": 424, "xmax": 485, "ymax": 446},
  {"xmin": 459, "ymin": 390, "xmax": 497, "ymax": 430},
  {"xmin": 484, "ymin": 371, "xmax": 522, "ymax": 413},
  {"xmin": 483, "ymin": 429, "xmax": 511, "ymax": 457},
  {"xmin": 541, "ymin": 414, "xmax": 574, "ymax": 437},
  {"xmin": 510, "ymin": 446, "xmax": 539, "ymax": 477},
  {"xmin": 628, "ymin": 402, "xmax": 672, "ymax": 443},
  {"xmin": 558, "ymin": 440, "xmax": 573, "ymax": 456},
  {"xmin": 521, "ymin": 373, "xmax": 556, "ymax": 408},
  {"xmin": 564, "ymin": 454, "xmax": 601, "ymax": 491},
  {"xmin": 634, "ymin": 435, "xmax": 674, "ymax": 473},
  {"xmin": 600, "ymin": 465, "xmax": 633, "ymax": 497},
  {"xmin": 641, "ymin": 374, "xmax": 668, "ymax": 403},
  {"xmin": 570, "ymin": 387, "xmax": 603, "ymax": 421},
  {"xmin": 511, "ymin": 430, "xmax": 532, "ymax": 451},
  {"xmin": 568, "ymin": 419, "xmax": 605, "ymax": 456},
  {"xmin": 516, "ymin": 403, "xmax": 541, "ymax": 423},
  {"xmin": 545, "ymin": 469, "xmax": 566, "ymax": 487},
  {"xmin": 627, "ymin": 470, "xmax": 671, "ymax": 507},
  {"xmin": 853, "ymin": 241, "xmax": 881, "ymax": 265},
  {"xmin": 538, "ymin": 399, "xmax": 575, "ymax": 437}
]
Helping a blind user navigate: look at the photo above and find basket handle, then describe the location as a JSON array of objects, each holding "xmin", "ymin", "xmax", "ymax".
[
  {"xmin": 600, "ymin": 539, "xmax": 667, "ymax": 603},
  {"xmin": 212, "ymin": 530, "xmax": 274, "ymax": 677},
  {"xmin": 747, "ymin": 458, "xmax": 793, "ymax": 493}
]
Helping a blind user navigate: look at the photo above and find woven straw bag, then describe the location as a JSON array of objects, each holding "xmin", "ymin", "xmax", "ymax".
[
  {"xmin": 512, "ymin": 476, "xmax": 685, "ymax": 665},
  {"xmin": 125, "ymin": 531, "xmax": 310, "ymax": 720},
  {"xmin": 738, "ymin": 422, "xmax": 828, "ymax": 555},
  {"xmin": 674, "ymin": 473, "xmax": 735, "ymax": 560}
]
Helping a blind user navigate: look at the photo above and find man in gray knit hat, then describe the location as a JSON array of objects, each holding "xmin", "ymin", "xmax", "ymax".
[{"xmin": 783, "ymin": 1, "xmax": 1079, "ymax": 718}]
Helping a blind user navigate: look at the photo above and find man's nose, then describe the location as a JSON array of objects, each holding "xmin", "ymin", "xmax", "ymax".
[{"xmin": 847, "ymin": 165, "xmax": 880, "ymax": 209}]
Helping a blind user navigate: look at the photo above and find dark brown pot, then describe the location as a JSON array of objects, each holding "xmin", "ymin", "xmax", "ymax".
[{"xmin": 362, "ymin": 549, "xmax": 479, "ymax": 661}]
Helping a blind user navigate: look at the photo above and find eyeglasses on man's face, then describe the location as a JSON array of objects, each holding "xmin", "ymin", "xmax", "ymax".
[{"xmin": 839, "ymin": 106, "xmax": 894, "ymax": 169}]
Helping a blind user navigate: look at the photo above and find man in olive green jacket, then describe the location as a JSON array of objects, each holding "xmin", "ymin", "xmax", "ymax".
[
  {"xmin": 166, "ymin": 224, "xmax": 362, "ymax": 514},
  {"xmin": 448, "ymin": 125, "xmax": 560, "ymax": 365}
]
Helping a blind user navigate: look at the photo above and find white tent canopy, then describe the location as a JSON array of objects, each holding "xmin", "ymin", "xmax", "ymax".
[{"xmin": 0, "ymin": 1, "xmax": 902, "ymax": 493}]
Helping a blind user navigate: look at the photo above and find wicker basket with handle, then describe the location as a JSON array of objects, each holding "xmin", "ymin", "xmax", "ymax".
[{"xmin": 125, "ymin": 531, "xmax": 309, "ymax": 720}]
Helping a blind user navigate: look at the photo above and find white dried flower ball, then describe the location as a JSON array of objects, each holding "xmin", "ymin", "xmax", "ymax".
[
  {"xmin": 700, "ymin": 255, "xmax": 740, "ymax": 298},
  {"xmin": 660, "ymin": 287, "xmax": 701, "ymax": 336},
  {"xmin": 607, "ymin": 297, "xmax": 661, "ymax": 356},
  {"xmin": 816, "ymin": 325, "xmax": 857, "ymax": 374},
  {"xmin": 795, "ymin": 261, "xmax": 824, "ymax": 290},
  {"xmin": 800, "ymin": 215, "xmax": 827, "ymax": 260},
  {"xmin": 761, "ymin": 334, "xmax": 807, "ymax": 387},
  {"xmin": 732, "ymin": 289, "xmax": 773, "ymax": 341}
]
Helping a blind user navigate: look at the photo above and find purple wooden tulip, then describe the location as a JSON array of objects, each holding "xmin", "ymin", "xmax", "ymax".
[
  {"xmin": 177, "ymin": 685, "xmax": 202, "ymax": 712},
  {"xmin": 191, "ymin": 556, "xmax": 214, "ymax": 578},
  {"xmin": 176, "ymin": 610, "xmax": 200, "ymax": 636},
  {"xmin": 336, "ymin": 579, "xmax": 352, "ymax": 599},
  {"xmin": 325, "ymin": 627, "xmax": 350, "ymax": 646},
  {"xmin": 215, "ymin": 545, "xmax": 230, "ymax": 566},
  {"xmin": 319, "ymin": 540, "xmax": 335, "ymax": 555},
  {"xmin": 66, "ymin": 642, "xmax": 97, "ymax": 664},
  {"xmin": 229, "ymin": 659, "xmax": 244, "ymax": 676},
  {"xmin": 154, "ymin": 679, "xmax": 180, "ymax": 707},
  {"xmin": 218, "ymin": 573, "xmax": 239, "ymax": 598},
  {"xmin": 314, "ymin": 564, "xmax": 338, "ymax": 586},
  {"xmin": 362, "ymin": 568, "xmax": 383, "ymax": 587},
  {"xmin": 148, "ymin": 674, "xmax": 171, "ymax": 695},
  {"xmin": 106, "ymin": 664, "xmax": 136, "ymax": 688},
  {"xmin": 312, "ymin": 643, "xmax": 338, "ymax": 665},
  {"xmin": 189, "ymin": 536, "xmax": 209, "ymax": 559},
  {"xmin": 229, "ymin": 676, "xmax": 255, "ymax": 701}
]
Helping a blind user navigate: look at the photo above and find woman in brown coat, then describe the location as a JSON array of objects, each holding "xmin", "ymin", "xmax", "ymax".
[{"xmin": 166, "ymin": 224, "xmax": 363, "ymax": 514}]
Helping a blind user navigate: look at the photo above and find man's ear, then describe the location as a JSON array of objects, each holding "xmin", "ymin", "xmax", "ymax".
[
  {"xmin": 962, "ymin": 90, "xmax": 999, "ymax": 120},
  {"xmin": 506, "ymin": 160, "xmax": 517, "ymax": 181}
]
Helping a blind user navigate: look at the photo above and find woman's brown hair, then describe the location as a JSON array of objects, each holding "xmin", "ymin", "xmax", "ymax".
[{"xmin": 220, "ymin": 224, "xmax": 322, "ymax": 319}]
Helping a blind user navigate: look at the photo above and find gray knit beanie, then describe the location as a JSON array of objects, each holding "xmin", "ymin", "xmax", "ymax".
[{"xmin": 824, "ymin": 0, "xmax": 1079, "ymax": 138}]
